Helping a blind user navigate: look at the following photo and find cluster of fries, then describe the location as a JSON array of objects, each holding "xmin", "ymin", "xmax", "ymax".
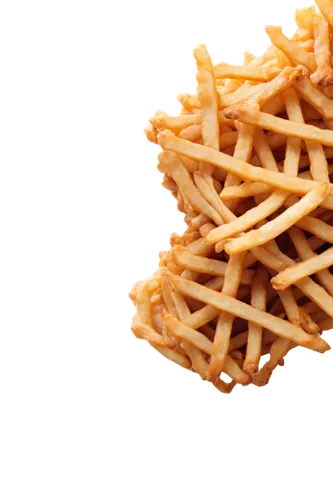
[{"xmin": 130, "ymin": 1, "xmax": 333, "ymax": 393}]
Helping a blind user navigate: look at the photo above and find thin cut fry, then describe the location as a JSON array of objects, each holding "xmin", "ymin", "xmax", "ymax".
[
  {"xmin": 158, "ymin": 132, "xmax": 330, "ymax": 196},
  {"xmin": 311, "ymin": 12, "xmax": 333, "ymax": 86},
  {"xmin": 209, "ymin": 252, "xmax": 247, "ymax": 379},
  {"xmin": 288, "ymin": 226, "xmax": 333, "ymax": 295},
  {"xmin": 194, "ymin": 44, "xmax": 219, "ymax": 174},
  {"xmin": 214, "ymin": 62, "xmax": 280, "ymax": 81},
  {"xmin": 224, "ymin": 106, "xmax": 333, "ymax": 148},
  {"xmin": 315, "ymin": 0, "xmax": 333, "ymax": 28},
  {"xmin": 294, "ymin": 77, "xmax": 333, "ymax": 119},
  {"xmin": 159, "ymin": 151, "xmax": 224, "ymax": 225},
  {"xmin": 171, "ymin": 245, "xmax": 253, "ymax": 284},
  {"xmin": 244, "ymin": 267, "xmax": 268, "ymax": 374},
  {"xmin": 272, "ymin": 246, "xmax": 333, "ymax": 290},
  {"xmin": 265, "ymin": 25, "xmax": 316, "ymax": 71},
  {"xmin": 224, "ymin": 183, "xmax": 330, "ymax": 255},
  {"xmin": 165, "ymin": 315, "xmax": 250, "ymax": 384},
  {"xmin": 166, "ymin": 271, "xmax": 330, "ymax": 353}
]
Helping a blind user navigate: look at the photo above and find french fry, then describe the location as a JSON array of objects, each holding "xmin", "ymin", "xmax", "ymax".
[
  {"xmin": 165, "ymin": 271, "xmax": 330, "ymax": 353},
  {"xmin": 158, "ymin": 131, "xmax": 330, "ymax": 196},
  {"xmin": 311, "ymin": 12, "xmax": 333, "ymax": 86},
  {"xmin": 272, "ymin": 246, "xmax": 333, "ymax": 291},
  {"xmin": 214, "ymin": 62, "xmax": 281, "ymax": 81},
  {"xmin": 224, "ymin": 106, "xmax": 333, "ymax": 148},
  {"xmin": 194, "ymin": 44, "xmax": 220, "ymax": 174},
  {"xmin": 159, "ymin": 151, "xmax": 224, "ymax": 225},
  {"xmin": 164, "ymin": 315, "xmax": 250, "ymax": 384},
  {"xmin": 224, "ymin": 183, "xmax": 330, "ymax": 255},
  {"xmin": 244, "ymin": 267, "xmax": 268, "ymax": 374},
  {"xmin": 288, "ymin": 226, "xmax": 333, "ymax": 295},
  {"xmin": 294, "ymin": 77, "xmax": 333, "ymax": 119},
  {"xmin": 209, "ymin": 252, "xmax": 247, "ymax": 379},
  {"xmin": 315, "ymin": 0, "xmax": 333, "ymax": 29},
  {"xmin": 170, "ymin": 245, "xmax": 254, "ymax": 284},
  {"xmin": 265, "ymin": 25, "xmax": 316, "ymax": 71},
  {"xmin": 295, "ymin": 6, "xmax": 316, "ymax": 30}
]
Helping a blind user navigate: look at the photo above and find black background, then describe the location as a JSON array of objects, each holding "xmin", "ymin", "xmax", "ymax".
[{"xmin": 120, "ymin": 0, "xmax": 332, "ymax": 405}]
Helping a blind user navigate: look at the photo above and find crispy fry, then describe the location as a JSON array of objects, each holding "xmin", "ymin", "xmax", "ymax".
[
  {"xmin": 224, "ymin": 106, "xmax": 333, "ymax": 148},
  {"xmin": 272, "ymin": 246, "xmax": 333, "ymax": 290},
  {"xmin": 295, "ymin": 6, "xmax": 316, "ymax": 30},
  {"xmin": 214, "ymin": 62, "xmax": 280, "ymax": 81},
  {"xmin": 224, "ymin": 183, "xmax": 330, "ymax": 255},
  {"xmin": 165, "ymin": 315, "xmax": 250, "ymax": 384},
  {"xmin": 209, "ymin": 252, "xmax": 247, "ymax": 379},
  {"xmin": 294, "ymin": 77, "xmax": 333, "ymax": 119},
  {"xmin": 265, "ymin": 25, "xmax": 316, "ymax": 71},
  {"xmin": 194, "ymin": 44, "xmax": 220, "ymax": 174},
  {"xmin": 158, "ymin": 131, "xmax": 331, "ymax": 196},
  {"xmin": 315, "ymin": 0, "xmax": 333, "ymax": 28},
  {"xmin": 166, "ymin": 271, "xmax": 330, "ymax": 353},
  {"xmin": 159, "ymin": 151, "xmax": 224, "ymax": 224},
  {"xmin": 311, "ymin": 12, "xmax": 333, "ymax": 86},
  {"xmin": 244, "ymin": 267, "xmax": 268, "ymax": 374},
  {"xmin": 289, "ymin": 226, "xmax": 333, "ymax": 295},
  {"xmin": 171, "ymin": 245, "xmax": 253, "ymax": 284}
]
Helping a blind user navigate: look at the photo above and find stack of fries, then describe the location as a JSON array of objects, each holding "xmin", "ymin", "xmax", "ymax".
[{"xmin": 130, "ymin": 1, "xmax": 333, "ymax": 393}]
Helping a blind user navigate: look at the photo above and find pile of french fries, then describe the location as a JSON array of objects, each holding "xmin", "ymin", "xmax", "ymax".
[{"xmin": 130, "ymin": 1, "xmax": 333, "ymax": 393}]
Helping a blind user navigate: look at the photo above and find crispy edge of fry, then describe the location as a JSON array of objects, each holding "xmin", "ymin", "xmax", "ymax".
[{"xmin": 295, "ymin": 6, "xmax": 316, "ymax": 31}]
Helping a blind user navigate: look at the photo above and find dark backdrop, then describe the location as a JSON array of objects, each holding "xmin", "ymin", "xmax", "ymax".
[{"xmin": 120, "ymin": 0, "xmax": 332, "ymax": 405}]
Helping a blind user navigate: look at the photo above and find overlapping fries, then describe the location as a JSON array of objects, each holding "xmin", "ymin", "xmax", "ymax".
[{"xmin": 131, "ymin": 1, "xmax": 333, "ymax": 393}]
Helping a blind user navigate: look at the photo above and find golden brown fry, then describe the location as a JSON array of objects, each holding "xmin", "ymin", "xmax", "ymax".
[
  {"xmin": 214, "ymin": 62, "xmax": 280, "ymax": 81},
  {"xmin": 153, "ymin": 345, "xmax": 192, "ymax": 369},
  {"xmin": 180, "ymin": 341, "xmax": 209, "ymax": 380},
  {"xmin": 224, "ymin": 183, "xmax": 330, "ymax": 255},
  {"xmin": 248, "ymin": 66, "xmax": 301, "ymax": 108},
  {"xmin": 165, "ymin": 315, "xmax": 250, "ymax": 384},
  {"xmin": 272, "ymin": 246, "xmax": 333, "ymax": 291},
  {"xmin": 159, "ymin": 151, "xmax": 224, "ymax": 224},
  {"xmin": 166, "ymin": 271, "xmax": 330, "ymax": 353},
  {"xmin": 224, "ymin": 106, "xmax": 333, "ymax": 148},
  {"xmin": 209, "ymin": 252, "xmax": 247, "ymax": 379},
  {"xmin": 288, "ymin": 226, "xmax": 333, "ymax": 296},
  {"xmin": 136, "ymin": 282, "xmax": 153, "ymax": 326},
  {"xmin": 132, "ymin": 319, "xmax": 170, "ymax": 348},
  {"xmin": 295, "ymin": 6, "xmax": 316, "ymax": 30},
  {"xmin": 194, "ymin": 44, "xmax": 220, "ymax": 174},
  {"xmin": 158, "ymin": 131, "xmax": 329, "ymax": 196},
  {"xmin": 311, "ymin": 12, "xmax": 333, "ymax": 86},
  {"xmin": 294, "ymin": 77, "xmax": 333, "ymax": 119},
  {"xmin": 265, "ymin": 25, "xmax": 316, "ymax": 71},
  {"xmin": 315, "ymin": 0, "xmax": 333, "ymax": 28},
  {"xmin": 244, "ymin": 267, "xmax": 268, "ymax": 374},
  {"xmin": 252, "ymin": 338, "xmax": 295, "ymax": 387},
  {"xmin": 171, "ymin": 245, "xmax": 253, "ymax": 284}
]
